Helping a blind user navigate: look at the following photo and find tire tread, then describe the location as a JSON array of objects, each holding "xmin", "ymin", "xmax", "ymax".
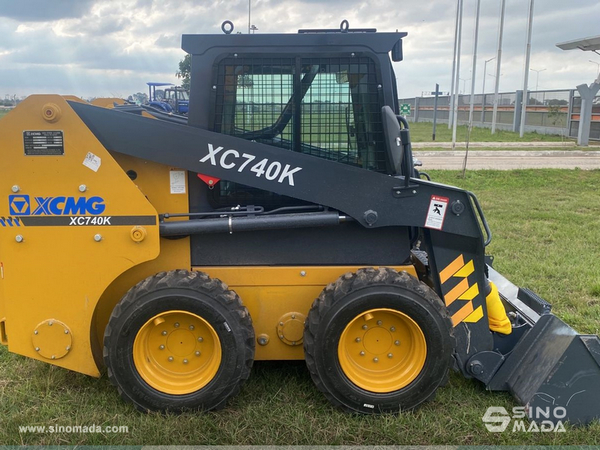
[
  {"xmin": 103, "ymin": 269, "xmax": 254, "ymax": 413},
  {"xmin": 304, "ymin": 267, "xmax": 454, "ymax": 413}
]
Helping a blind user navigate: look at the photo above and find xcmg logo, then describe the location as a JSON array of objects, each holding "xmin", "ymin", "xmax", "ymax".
[{"xmin": 8, "ymin": 195, "xmax": 106, "ymax": 216}]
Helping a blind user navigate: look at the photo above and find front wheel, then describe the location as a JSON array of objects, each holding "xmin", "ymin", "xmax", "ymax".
[
  {"xmin": 304, "ymin": 267, "xmax": 454, "ymax": 413},
  {"xmin": 104, "ymin": 270, "xmax": 254, "ymax": 412}
]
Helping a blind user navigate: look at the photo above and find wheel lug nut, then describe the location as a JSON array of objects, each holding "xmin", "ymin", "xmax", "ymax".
[
  {"xmin": 360, "ymin": 351, "xmax": 365, "ymax": 356},
  {"xmin": 355, "ymin": 337, "xmax": 361, "ymax": 342},
  {"xmin": 174, "ymin": 322, "xmax": 180, "ymax": 328},
  {"xmin": 388, "ymin": 353, "xmax": 393, "ymax": 358},
  {"xmin": 162, "ymin": 331, "xmax": 167, "ymax": 336},
  {"xmin": 189, "ymin": 325, "xmax": 195, "ymax": 330},
  {"xmin": 377, "ymin": 320, "xmax": 382, "ymax": 326},
  {"xmin": 373, "ymin": 357, "xmax": 379, "ymax": 363},
  {"xmin": 362, "ymin": 325, "xmax": 368, "ymax": 330},
  {"xmin": 195, "ymin": 351, "xmax": 201, "ymax": 356},
  {"xmin": 395, "ymin": 340, "xmax": 400, "ymax": 346},
  {"xmin": 168, "ymin": 356, "xmax": 174, "ymax": 362},
  {"xmin": 198, "ymin": 337, "xmax": 203, "ymax": 342},
  {"xmin": 159, "ymin": 345, "xmax": 165, "ymax": 350},
  {"xmin": 390, "ymin": 326, "xmax": 396, "ymax": 332},
  {"xmin": 183, "ymin": 359, "xmax": 189, "ymax": 364}
]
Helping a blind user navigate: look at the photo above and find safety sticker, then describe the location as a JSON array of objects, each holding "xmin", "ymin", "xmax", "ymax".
[
  {"xmin": 170, "ymin": 170, "xmax": 186, "ymax": 194},
  {"xmin": 424, "ymin": 195, "xmax": 449, "ymax": 230},
  {"xmin": 83, "ymin": 152, "xmax": 101, "ymax": 172}
]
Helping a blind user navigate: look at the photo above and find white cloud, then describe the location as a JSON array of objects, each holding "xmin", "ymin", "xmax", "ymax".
[{"xmin": 0, "ymin": 0, "xmax": 599, "ymax": 98}]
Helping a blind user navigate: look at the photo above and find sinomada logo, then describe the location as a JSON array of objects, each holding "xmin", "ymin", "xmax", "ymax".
[{"xmin": 482, "ymin": 406, "xmax": 566, "ymax": 433}]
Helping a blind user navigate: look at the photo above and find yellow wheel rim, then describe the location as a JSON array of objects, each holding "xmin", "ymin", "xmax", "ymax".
[
  {"xmin": 133, "ymin": 310, "xmax": 221, "ymax": 395},
  {"xmin": 338, "ymin": 308, "xmax": 427, "ymax": 393}
]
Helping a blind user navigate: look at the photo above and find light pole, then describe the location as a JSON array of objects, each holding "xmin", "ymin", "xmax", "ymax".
[
  {"xmin": 449, "ymin": 0, "xmax": 461, "ymax": 129},
  {"xmin": 481, "ymin": 57, "xmax": 495, "ymax": 123},
  {"xmin": 463, "ymin": 0, "xmax": 481, "ymax": 178},
  {"xmin": 459, "ymin": 77, "xmax": 470, "ymax": 94},
  {"xmin": 530, "ymin": 68, "xmax": 546, "ymax": 91},
  {"xmin": 519, "ymin": 0, "xmax": 535, "ymax": 138},
  {"xmin": 590, "ymin": 60, "xmax": 600, "ymax": 77},
  {"xmin": 248, "ymin": 0, "xmax": 251, "ymax": 34},
  {"xmin": 451, "ymin": 0, "xmax": 464, "ymax": 151},
  {"xmin": 467, "ymin": 0, "xmax": 481, "ymax": 126},
  {"xmin": 491, "ymin": 0, "xmax": 506, "ymax": 134}
]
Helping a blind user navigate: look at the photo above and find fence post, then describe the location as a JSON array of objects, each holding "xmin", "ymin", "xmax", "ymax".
[
  {"xmin": 414, "ymin": 97, "xmax": 421, "ymax": 123},
  {"xmin": 567, "ymin": 89, "xmax": 575, "ymax": 138},
  {"xmin": 513, "ymin": 90, "xmax": 523, "ymax": 133},
  {"xmin": 576, "ymin": 82, "xmax": 600, "ymax": 146}
]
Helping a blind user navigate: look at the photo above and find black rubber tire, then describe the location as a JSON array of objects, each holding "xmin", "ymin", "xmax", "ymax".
[
  {"xmin": 103, "ymin": 269, "xmax": 254, "ymax": 413},
  {"xmin": 304, "ymin": 267, "xmax": 454, "ymax": 414}
]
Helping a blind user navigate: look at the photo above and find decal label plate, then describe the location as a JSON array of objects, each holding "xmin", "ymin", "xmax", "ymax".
[
  {"xmin": 23, "ymin": 130, "xmax": 64, "ymax": 156},
  {"xmin": 170, "ymin": 170, "xmax": 186, "ymax": 194}
]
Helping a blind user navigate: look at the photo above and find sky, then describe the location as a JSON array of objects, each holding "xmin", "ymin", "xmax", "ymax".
[{"xmin": 0, "ymin": 0, "xmax": 599, "ymax": 100}]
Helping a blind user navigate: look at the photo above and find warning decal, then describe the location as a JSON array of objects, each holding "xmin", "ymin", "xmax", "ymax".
[
  {"xmin": 83, "ymin": 152, "xmax": 102, "ymax": 172},
  {"xmin": 425, "ymin": 195, "xmax": 449, "ymax": 230}
]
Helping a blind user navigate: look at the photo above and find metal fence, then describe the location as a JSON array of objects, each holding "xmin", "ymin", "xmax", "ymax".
[{"xmin": 398, "ymin": 89, "xmax": 600, "ymax": 140}]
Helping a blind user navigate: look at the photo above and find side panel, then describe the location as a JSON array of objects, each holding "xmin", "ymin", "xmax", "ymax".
[
  {"xmin": 190, "ymin": 223, "xmax": 411, "ymax": 266},
  {"xmin": 199, "ymin": 266, "xmax": 417, "ymax": 360},
  {"xmin": 0, "ymin": 96, "xmax": 160, "ymax": 376},
  {"xmin": 91, "ymin": 153, "xmax": 192, "ymax": 367}
]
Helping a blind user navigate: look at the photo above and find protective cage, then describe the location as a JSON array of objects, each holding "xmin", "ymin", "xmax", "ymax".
[{"xmin": 209, "ymin": 55, "xmax": 387, "ymax": 209}]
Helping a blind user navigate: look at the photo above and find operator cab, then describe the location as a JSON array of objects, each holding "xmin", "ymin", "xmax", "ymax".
[{"xmin": 183, "ymin": 21, "xmax": 407, "ymax": 209}]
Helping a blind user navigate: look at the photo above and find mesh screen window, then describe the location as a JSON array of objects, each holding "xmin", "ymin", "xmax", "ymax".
[{"xmin": 210, "ymin": 55, "xmax": 386, "ymax": 208}]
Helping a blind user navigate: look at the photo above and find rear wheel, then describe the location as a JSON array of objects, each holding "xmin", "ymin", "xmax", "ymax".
[
  {"xmin": 304, "ymin": 267, "xmax": 453, "ymax": 413},
  {"xmin": 104, "ymin": 270, "xmax": 254, "ymax": 412}
]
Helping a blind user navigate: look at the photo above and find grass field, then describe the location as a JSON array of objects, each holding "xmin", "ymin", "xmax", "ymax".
[
  {"xmin": 409, "ymin": 121, "xmax": 569, "ymax": 143},
  {"xmin": 1, "ymin": 169, "xmax": 600, "ymax": 445},
  {"xmin": 0, "ymin": 109, "xmax": 9, "ymax": 120}
]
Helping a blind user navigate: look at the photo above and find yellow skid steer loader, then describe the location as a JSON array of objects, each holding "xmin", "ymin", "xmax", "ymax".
[{"xmin": 1, "ymin": 21, "xmax": 599, "ymax": 423}]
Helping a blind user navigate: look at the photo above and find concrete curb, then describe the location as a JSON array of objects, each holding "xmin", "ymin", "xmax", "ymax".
[
  {"xmin": 414, "ymin": 150, "xmax": 600, "ymax": 158},
  {"xmin": 412, "ymin": 141, "xmax": 578, "ymax": 149}
]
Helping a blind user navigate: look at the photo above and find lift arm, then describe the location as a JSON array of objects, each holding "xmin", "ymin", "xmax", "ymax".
[{"xmin": 69, "ymin": 100, "xmax": 486, "ymax": 241}]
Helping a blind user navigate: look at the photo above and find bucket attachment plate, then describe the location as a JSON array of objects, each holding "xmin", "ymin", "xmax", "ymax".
[{"xmin": 486, "ymin": 266, "xmax": 600, "ymax": 425}]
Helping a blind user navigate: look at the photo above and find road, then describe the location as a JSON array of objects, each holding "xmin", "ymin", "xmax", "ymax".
[{"xmin": 413, "ymin": 150, "xmax": 600, "ymax": 170}]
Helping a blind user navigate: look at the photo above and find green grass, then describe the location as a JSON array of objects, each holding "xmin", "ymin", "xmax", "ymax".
[
  {"xmin": 0, "ymin": 110, "xmax": 9, "ymax": 120},
  {"xmin": 409, "ymin": 121, "xmax": 569, "ymax": 143},
  {"xmin": 2, "ymin": 169, "xmax": 600, "ymax": 445}
]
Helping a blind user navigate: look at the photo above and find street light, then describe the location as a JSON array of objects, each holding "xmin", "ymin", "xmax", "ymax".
[
  {"xmin": 481, "ymin": 57, "xmax": 495, "ymax": 123},
  {"xmin": 459, "ymin": 77, "xmax": 470, "ymax": 94},
  {"xmin": 590, "ymin": 60, "xmax": 600, "ymax": 77},
  {"xmin": 530, "ymin": 67, "xmax": 546, "ymax": 91},
  {"xmin": 519, "ymin": 0, "xmax": 535, "ymax": 138}
]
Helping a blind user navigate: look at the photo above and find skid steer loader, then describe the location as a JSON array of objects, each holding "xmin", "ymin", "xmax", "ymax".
[{"xmin": 1, "ymin": 20, "xmax": 599, "ymax": 423}]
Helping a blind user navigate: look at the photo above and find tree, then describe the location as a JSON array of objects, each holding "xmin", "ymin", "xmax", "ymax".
[
  {"xmin": 548, "ymin": 104, "xmax": 566, "ymax": 128},
  {"xmin": 132, "ymin": 92, "xmax": 148, "ymax": 105},
  {"xmin": 176, "ymin": 54, "xmax": 191, "ymax": 93},
  {"xmin": 238, "ymin": 74, "xmax": 253, "ymax": 88}
]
